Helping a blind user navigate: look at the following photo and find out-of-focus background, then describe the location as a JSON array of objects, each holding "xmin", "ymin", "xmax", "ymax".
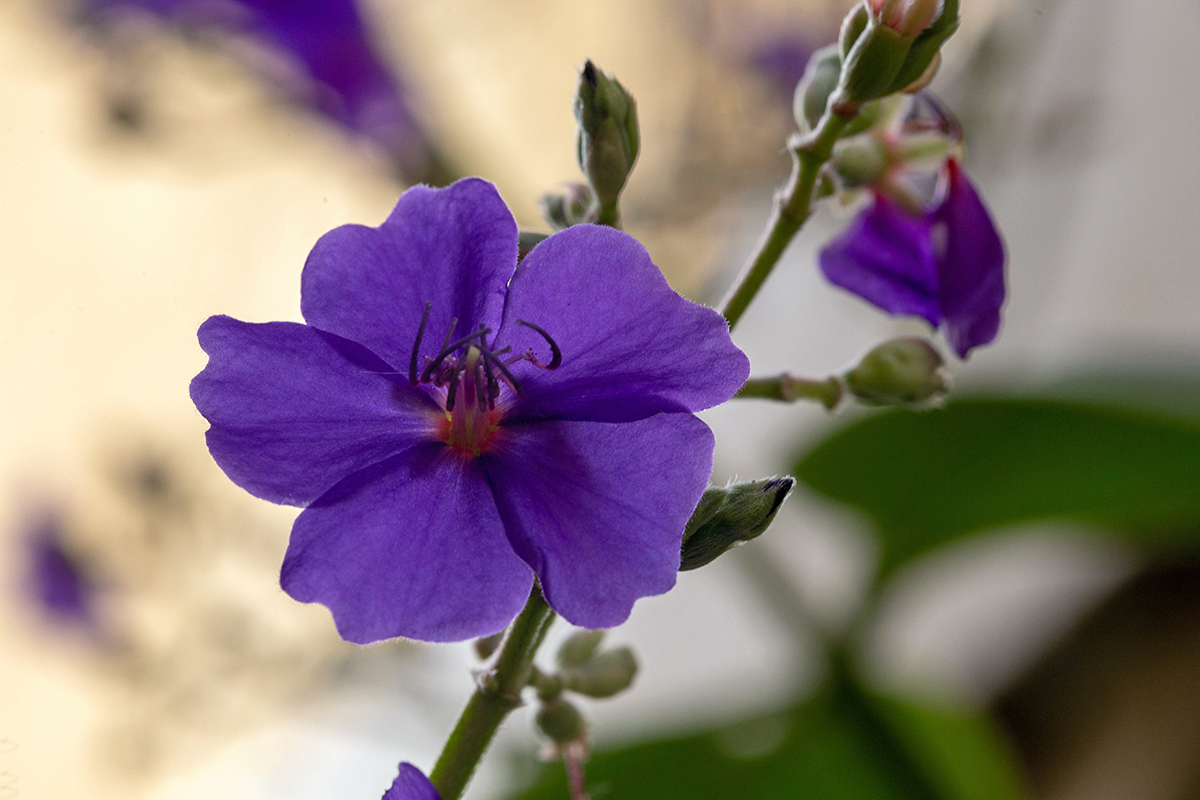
[{"xmin": 3, "ymin": 0, "xmax": 1200, "ymax": 798}]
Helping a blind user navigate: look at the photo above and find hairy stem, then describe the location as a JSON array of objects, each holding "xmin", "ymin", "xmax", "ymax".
[
  {"xmin": 736, "ymin": 373, "xmax": 844, "ymax": 410},
  {"xmin": 430, "ymin": 585, "xmax": 556, "ymax": 800},
  {"xmin": 718, "ymin": 109, "xmax": 854, "ymax": 331}
]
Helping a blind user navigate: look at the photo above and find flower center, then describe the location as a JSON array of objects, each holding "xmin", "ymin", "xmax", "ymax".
[{"xmin": 408, "ymin": 303, "xmax": 562, "ymax": 457}]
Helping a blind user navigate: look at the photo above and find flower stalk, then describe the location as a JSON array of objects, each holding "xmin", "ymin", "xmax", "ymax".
[
  {"xmin": 719, "ymin": 106, "xmax": 855, "ymax": 330},
  {"xmin": 736, "ymin": 373, "xmax": 844, "ymax": 409},
  {"xmin": 430, "ymin": 585, "xmax": 556, "ymax": 800}
]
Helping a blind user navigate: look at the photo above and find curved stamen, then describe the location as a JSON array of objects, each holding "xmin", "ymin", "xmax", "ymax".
[
  {"xmin": 409, "ymin": 302, "xmax": 432, "ymax": 385},
  {"xmin": 516, "ymin": 319, "xmax": 562, "ymax": 370}
]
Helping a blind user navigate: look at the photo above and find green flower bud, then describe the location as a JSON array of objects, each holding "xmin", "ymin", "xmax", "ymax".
[
  {"xmin": 563, "ymin": 647, "xmax": 638, "ymax": 699},
  {"xmin": 556, "ymin": 629, "xmax": 606, "ymax": 669},
  {"xmin": 535, "ymin": 696, "xmax": 587, "ymax": 745},
  {"xmin": 839, "ymin": 2, "xmax": 871, "ymax": 62},
  {"xmin": 539, "ymin": 182, "xmax": 595, "ymax": 230},
  {"xmin": 836, "ymin": 0, "xmax": 958, "ymax": 107},
  {"xmin": 473, "ymin": 630, "xmax": 505, "ymax": 660},
  {"xmin": 831, "ymin": 135, "xmax": 889, "ymax": 186},
  {"xmin": 838, "ymin": 15, "xmax": 912, "ymax": 106},
  {"xmin": 793, "ymin": 45, "xmax": 842, "ymax": 133},
  {"xmin": 871, "ymin": 0, "xmax": 940, "ymax": 37},
  {"xmin": 574, "ymin": 60, "xmax": 639, "ymax": 213},
  {"xmin": 680, "ymin": 478, "xmax": 795, "ymax": 571},
  {"xmin": 883, "ymin": 0, "xmax": 959, "ymax": 95},
  {"xmin": 843, "ymin": 337, "xmax": 947, "ymax": 406}
]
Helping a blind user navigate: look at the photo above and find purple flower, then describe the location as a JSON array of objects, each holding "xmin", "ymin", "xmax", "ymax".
[
  {"xmin": 190, "ymin": 179, "xmax": 748, "ymax": 643},
  {"xmin": 382, "ymin": 763, "xmax": 440, "ymax": 800},
  {"xmin": 818, "ymin": 160, "xmax": 1006, "ymax": 358},
  {"xmin": 80, "ymin": 0, "xmax": 441, "ymax": 181}
]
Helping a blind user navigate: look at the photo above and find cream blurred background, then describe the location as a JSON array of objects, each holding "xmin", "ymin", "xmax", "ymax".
[{"xmin": 3, "ymin": 0, "xmax": 1198, "ymax": 798}]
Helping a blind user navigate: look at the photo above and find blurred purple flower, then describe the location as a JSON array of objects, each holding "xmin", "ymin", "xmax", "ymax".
[
  {"xmin": 191, "ymin": 178, "xmax": 748, "ymax": 644},
  {"xmin": 819, "ymin": 160, "xmax": 1006, "ymax": 358},
  {"xmin": 25, "ymin": 514, "xmax": 96, "ymax": 627},
  {"xmin": 80, "ymin": 0, "xmax": 446, "ymax": 182},
  {"xmin": 383, "ymin": 763, "xmax": 440, "ymax": 800}
]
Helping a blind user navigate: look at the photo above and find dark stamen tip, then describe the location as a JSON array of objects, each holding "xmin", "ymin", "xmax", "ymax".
[{"xmin": 516, "ymin": 319, "xmax": 562, "ymax": 370}]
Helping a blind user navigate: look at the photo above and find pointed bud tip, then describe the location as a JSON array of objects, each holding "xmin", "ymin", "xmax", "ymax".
[{"xmin": 679, "ymin": 478, "xmax": 795, "ymax": 571}]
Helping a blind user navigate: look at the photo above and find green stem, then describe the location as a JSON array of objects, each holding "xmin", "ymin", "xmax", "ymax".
[
  {"xmin": 429, "ymin": 585, "xmax": 556, "ymax": 800},
  {"xmin": 595, "ymin": 201, "xmax": 621, "ymax": 228},
  {"xmin": 718, "ymin": 109, "xmax": 854, "ymax": 331},
  {"xmin": 736, "ymin": 373, "xmax": 844, "ymax": 410}
]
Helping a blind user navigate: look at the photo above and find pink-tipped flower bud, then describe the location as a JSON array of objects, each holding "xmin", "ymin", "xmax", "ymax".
[{"xmin": 869, "ymin": 0, "xmax": 941, "ymax": 37}]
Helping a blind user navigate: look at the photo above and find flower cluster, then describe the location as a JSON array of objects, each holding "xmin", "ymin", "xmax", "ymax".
[{"xmin": 191, "ymin": 179, "xmax": 748, "ymax": 644}]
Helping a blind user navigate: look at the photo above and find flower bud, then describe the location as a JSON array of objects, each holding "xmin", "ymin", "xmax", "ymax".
[
  {"xmin": 562, "ymin": 647, "xmax": 638, "ymax": 699},
  {"xmin": 883, "ymin": 0, "xmax": 959, "ymax": 96},
  {"xmin": 574, "ymin": 60, "xmax": 639, "ymax": 212},
  {"xmin": 793, "ymin": 45, "xmax": 842, "ymax": 133},
  {"xmin": 680, "ymin": 478, "xmax": 795, "ymax": 571},
  {"xmin": 870, "ymin": 0, "xmax": 940, "ymax": 37},
  {"xmin": 843, "ymin": 337, "xmax": 947, "ymax": 405},
  {"xmin": 836, "ymin": 0, "xmax": 958, "ymax": 107},
  {"xmin": 473, "ymin": 630, "xmax": 505, "ymax": 660},
  {"xmin": 556, "ymin": 629, "xmax": 605, "ymax": 669},
  {"xmin": 831, "ymin": 135, "xmax": 889, "ymax": 187},
  {"xmin": 539, "ymin": 182, "xmax": 595, "ymax": 230},
  {"xmin": 535, "ymin": 696, "xmax": 587, "ymax": 745},
  {"xmin": 839, "ymin": 2, "xmax": 871, "ymax": 62}
]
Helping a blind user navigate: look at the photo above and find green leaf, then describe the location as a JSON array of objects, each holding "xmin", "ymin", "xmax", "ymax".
[
  {"xmin": 794, "ymin": 398, "xmax": 1200, "ymax": 577},
  {"xmin": 871, "ymin": 694, "xmax": 1026, "ymax": 800},
  {"xmin": 505, "ymin": 679, "xmax": 1026, "ymax": 800}
]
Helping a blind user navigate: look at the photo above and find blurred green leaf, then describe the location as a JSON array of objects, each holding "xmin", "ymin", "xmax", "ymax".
[
  {"xmin": 871, "ymin": 693, "xmax": 1026, "ymax": 800},
  {"xmin": 506, "ymin": 677, "xmax": 1026, "ymax": 800},
  {"xmin": 795, "ymin": 398, "xmax": 1200, "ymax": 577}
]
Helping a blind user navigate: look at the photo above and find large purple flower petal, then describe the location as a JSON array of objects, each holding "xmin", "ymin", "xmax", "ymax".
[
  {"xmin": 818, "ymin": 195, "xmax": 942, "ymax": 326},
  {"xmin": 301, "ymin": 179, "xmax": 517, "ymax": 371},
  {"xmin": 495, "ymin": 225, "xmax": 749, "ymax": 424},
  {"xmin": 933, "ymin": 162, "xmax": 1006, "ymax": 358},
  {"xmin": 281, "ymin": 444, "xmax": 533, "ymax": 643},
  {"xmin": 191, "ymin": 316, "xmax": 440, "ymax": 506},
  {"xmin": 383, "ymin": 763, "xmax": 441, "ymax": 800},
  {"xmin": 482, "ymin": 414, "xmax": 714, "ymax": 629}
]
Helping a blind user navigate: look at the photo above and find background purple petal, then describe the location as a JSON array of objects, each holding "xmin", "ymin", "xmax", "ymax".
[
  {"xmin": 819, "ymin": 195, "xmax": 943, "ymax": 327},
  {"xmin": 25, "ymin": 514, "xmax": 96, "ymax": 627},
  {"xmin": 934, "ymin": 162, "xmax": 1007, "ymax": 358},
  {"xmin": 191, "ymin": 316, "xmax": 440, "ymax": 507},
  {"xmin": 495, "ymin": 225, "xmax": 748, "ymax": 424},
  {"xmin": 482, "ymin": 414, "xmax": 714, "ymax": 629},
  {"xmin": 281, "ymin": 444, "xmax": 533, "ymax": 643},
  {"xmin": 383, "ymin": 762, "xmax": 441, "ymax": 800},
  {"xmin": 301, "ymin": 179, "xmax": 517, "ymax": 371}
]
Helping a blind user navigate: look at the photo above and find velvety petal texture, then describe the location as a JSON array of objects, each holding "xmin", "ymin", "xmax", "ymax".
[
  {"xmin": 484, "ymin": 414, "xmax": 714, "ymax": 629},
  {"xmin": 191, "ymin": 317, "xmax": 440, "ymax": 506},
  {"xmin": 281, "ymin": 445, "xmax": 533, "ymax": 643},
  {"xmin": 383, "ymin": 763, "xmax": 441, "ymax": 800},
  {"xmin": 497, "ymin": 225, "xmax": 749, "ymax": 424},
  {"xmin": 818, "ymin": 161, "xmax": 1006, "ymax": 359},
  {"xmin": 193, "ymin": 179, "xmax": 747, "ymax": 643},
  {"xmin": 301, "ymin": 179, "xmax": 516, "ymax": 371}
]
